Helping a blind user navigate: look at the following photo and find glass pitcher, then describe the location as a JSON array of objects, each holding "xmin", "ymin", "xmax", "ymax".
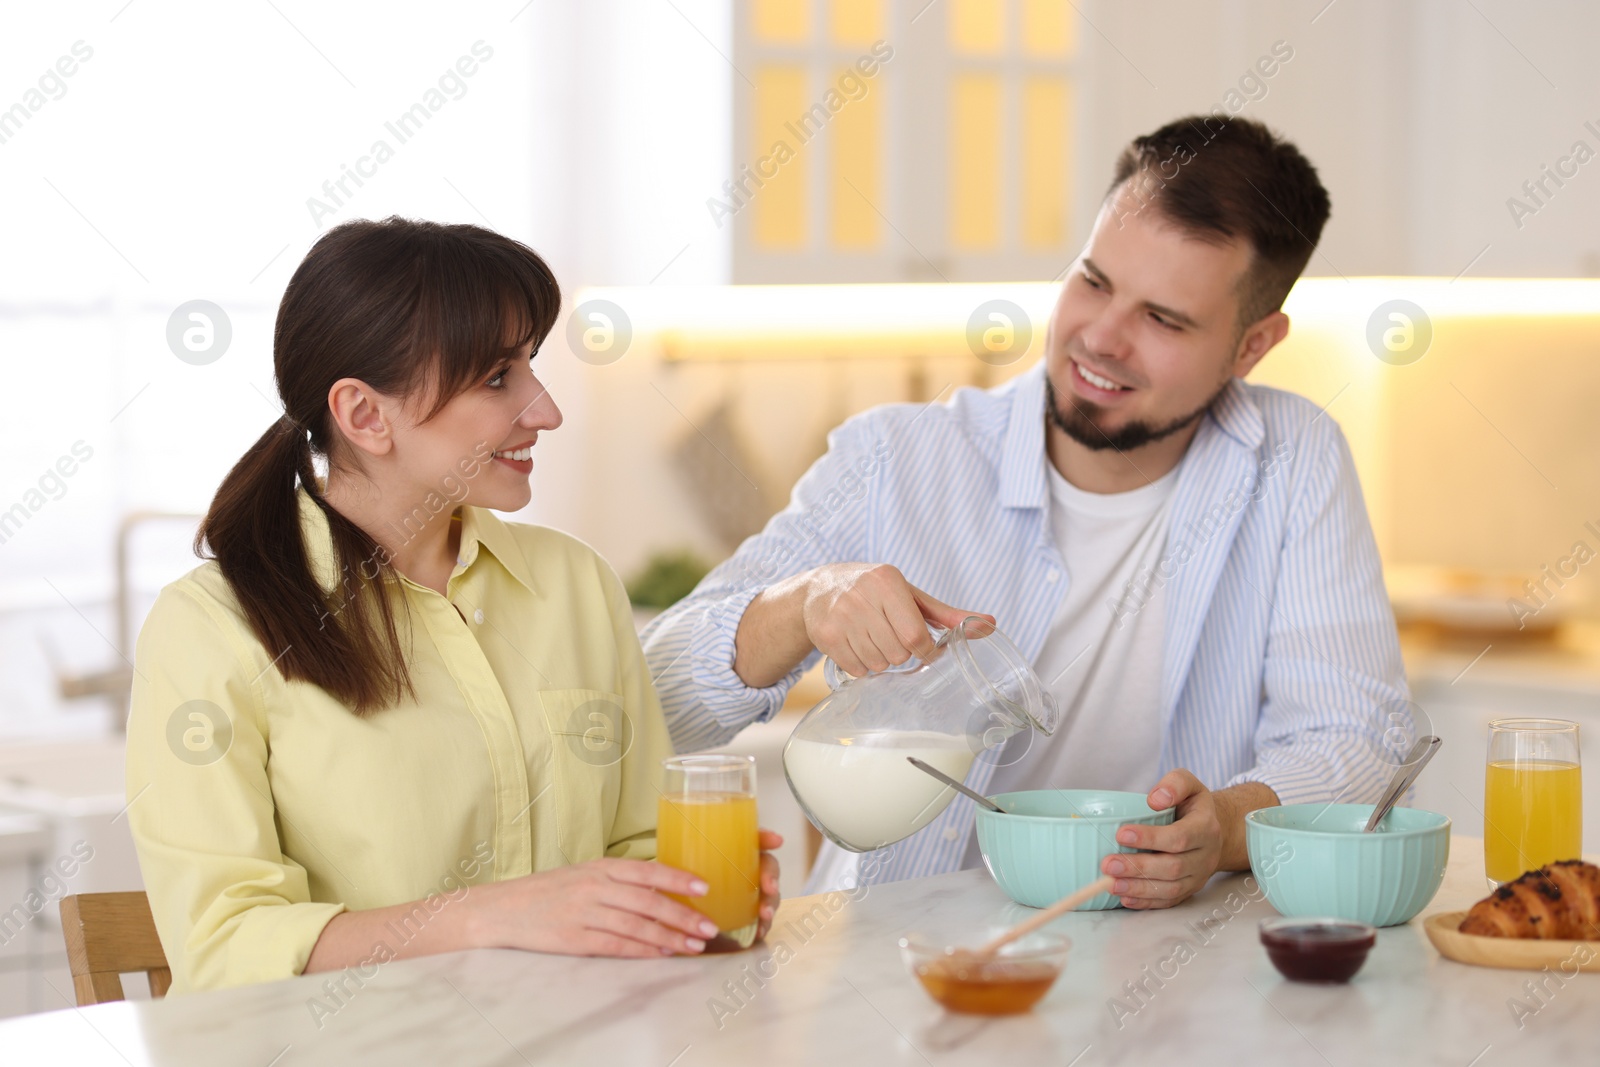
[{"xmin": 782, "ymin": 616, "xmax": 1058, "ymax": 853}]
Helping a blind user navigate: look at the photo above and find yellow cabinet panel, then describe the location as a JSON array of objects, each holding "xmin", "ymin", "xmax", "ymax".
[
  {"xmin": 1020, "ymin": 0, "xmax": 1074, "ymax": 57},
  {"xmin": 754, "ymin": 66, "xmax": 810, "ymax": 248},
  {"xmin": 753, "ymin": 0, "xmax": 811, "ymax": 43},
  {"xmin": 949, "ymin": 0, "xmax": 1006, "ymax": 55},
  {"xmin": 828, "ymin": 0, "xmax": 884, "ymax": 46},
  {"xmin": 830, "ymin": 69, "xmax": 884, "ymax": 248},
  {"xmin": 950, "ymin": 74, "xmax": 1003, "ymax": 249},
  {"xmin": 1021, "ymin": 76, "xmax": 1069, "ymax": 248}
]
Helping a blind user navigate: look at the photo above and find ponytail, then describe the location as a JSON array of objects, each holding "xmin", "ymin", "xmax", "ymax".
[{"xmin": 196, "ymin": 413, "xmax": 414, "ymax": 714}]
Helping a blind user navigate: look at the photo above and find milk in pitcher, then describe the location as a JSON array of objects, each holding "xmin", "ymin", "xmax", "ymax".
[{"xmin": 784, "ymin": 730, "xmax": 977, "ymax": 852}]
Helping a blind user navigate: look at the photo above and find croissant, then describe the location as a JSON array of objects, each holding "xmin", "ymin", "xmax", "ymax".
[{"xmin": 1460, "ymin": 859, "xmax": 1600, "ymax": 940}]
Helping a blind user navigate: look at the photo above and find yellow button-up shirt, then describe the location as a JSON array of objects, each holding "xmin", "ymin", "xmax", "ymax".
[{"xmin": 125, "ymin": 487, "xmax": 671, "ymax": 993}]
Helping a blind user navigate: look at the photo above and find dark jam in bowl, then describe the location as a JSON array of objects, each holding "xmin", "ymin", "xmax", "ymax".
[{"xmin": 1259, "ymin": 918, "xmax": 1376, "ymax": 983}]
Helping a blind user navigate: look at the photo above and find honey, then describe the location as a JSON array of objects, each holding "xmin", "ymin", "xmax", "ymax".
[{"xmin": 913, "ymin": 957, "xmax": 1061, "ymax": 1014}]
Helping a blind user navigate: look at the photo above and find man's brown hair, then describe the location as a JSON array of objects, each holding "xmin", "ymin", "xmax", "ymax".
[{"xmin": 1108, "ymin": 115, "xmax": 1331, "ymax": 329}]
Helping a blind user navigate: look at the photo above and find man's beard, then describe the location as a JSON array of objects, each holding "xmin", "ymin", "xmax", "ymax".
[{"xmin": 1046, "ymin": 373, "xmax": 1228, "ymax": 453}]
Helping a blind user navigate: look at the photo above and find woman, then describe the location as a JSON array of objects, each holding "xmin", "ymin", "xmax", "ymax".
[{"xmin": 125, "ymin": 217, "xmax": 780, "ymax": 993}]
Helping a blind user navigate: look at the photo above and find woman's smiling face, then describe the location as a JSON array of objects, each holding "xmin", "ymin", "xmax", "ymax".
[{"xmin": 332, "ymin": 336, "xmax": 563, "ymax": 515}]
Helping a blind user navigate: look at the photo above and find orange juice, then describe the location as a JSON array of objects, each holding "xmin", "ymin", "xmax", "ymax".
[
  {"xmin": 1484, "ymin": 759, "xmax": 1583, "ymax": 883},
  {"xmin": 657, "ymin": 792, "xmax": 759, "ymax": 936}
]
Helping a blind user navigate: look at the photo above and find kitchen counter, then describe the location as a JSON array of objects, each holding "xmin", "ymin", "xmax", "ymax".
[
  {"xmin": 1400, "ymin": 620, "xmax": 1600, "ymax": 695},
  {"xmin": 2, "ymin": 835, "xmax": 1593, "ymax": 1065}
]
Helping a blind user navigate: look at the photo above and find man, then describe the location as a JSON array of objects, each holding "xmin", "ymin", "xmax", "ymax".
[{"xmin": 642, "ymin": 115, "xmax": 1410, "ymax": 908}]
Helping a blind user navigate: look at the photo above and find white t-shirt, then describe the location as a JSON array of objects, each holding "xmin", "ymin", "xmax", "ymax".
[{"xmin": 962, "ymin": 458, "xmax": 1179, "ymax": 866}]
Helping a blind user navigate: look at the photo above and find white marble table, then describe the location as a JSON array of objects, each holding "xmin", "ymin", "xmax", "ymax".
[{"xmin": 2, "ymin": 835, "xmax": 1592, "ymax": 1065}]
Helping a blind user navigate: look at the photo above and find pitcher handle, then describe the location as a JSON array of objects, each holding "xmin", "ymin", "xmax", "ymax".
[
  {"xmin": 821, "ymin": 657, "xmax": 855, "ymax": 691},
  {"xmin": 820, "ymin": 626, "xmax": 950, "ymax": 689}
]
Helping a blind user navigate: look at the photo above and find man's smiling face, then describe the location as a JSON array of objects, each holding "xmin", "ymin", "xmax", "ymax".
[{"xmin": 1045, "ymin": 185, "xmax": 1261, "ymax": 452}]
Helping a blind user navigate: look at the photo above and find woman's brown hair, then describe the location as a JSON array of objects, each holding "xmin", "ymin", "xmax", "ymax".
[{"xmin": 195, "ymin": 216, "xmax": 561, "ymax": 714}]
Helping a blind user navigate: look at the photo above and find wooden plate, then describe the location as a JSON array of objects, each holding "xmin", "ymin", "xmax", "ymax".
[{"xmin": 1423, "ymin": 911, "xmax": 1600, "ymax": 972}]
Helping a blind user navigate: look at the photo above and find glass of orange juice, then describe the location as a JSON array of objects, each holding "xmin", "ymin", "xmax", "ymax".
[
  {"xmin": 1484, "ymin": 718, "xmax": 1582, "ymax": 887},
  {"xmin": 657, "ymin": 754, "xmax": 760, "ymax": 952}
]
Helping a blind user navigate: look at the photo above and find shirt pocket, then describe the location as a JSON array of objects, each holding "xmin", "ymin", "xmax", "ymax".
[{"xmin": 537, "ymin": 688, "xmax": 631, "ymax": 860}]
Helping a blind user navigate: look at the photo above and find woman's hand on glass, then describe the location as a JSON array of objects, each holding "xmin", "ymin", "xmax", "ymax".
[
  {"xmin": 467, "ymin": 858, "xmax": 720, "ymax": 957},
  {"xmin": 756, "ymin": 828, "xmax": 783, "ymax": 941}
]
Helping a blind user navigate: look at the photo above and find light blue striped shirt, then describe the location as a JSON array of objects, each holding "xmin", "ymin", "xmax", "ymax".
[{"xmin": 641, "ymin": 359, "xmax": 1411, "ymax": 889}]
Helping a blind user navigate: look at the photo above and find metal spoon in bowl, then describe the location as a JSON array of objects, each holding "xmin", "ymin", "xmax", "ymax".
[
  {"xmin": 1363, "ymin": 735, "xmax": 1442, "ymax": 832},
  {"xmin": 907, "ymin": 757, "xmax": 1007, "ymax": 813}
]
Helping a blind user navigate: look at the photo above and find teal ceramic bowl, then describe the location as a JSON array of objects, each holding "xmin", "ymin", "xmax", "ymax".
[
  {"xmin": 975, "ymin": 790, "xmax": 1175, "ymax": 910},
  {"xmin": 1245, "ymin": 804, "xmax": 1451, "ymax": 927}
]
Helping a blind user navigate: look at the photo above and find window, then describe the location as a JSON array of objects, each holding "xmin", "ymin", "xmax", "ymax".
[{"xmin": 731, "ymin": 0, "xmax": 1078, "ymax": 282}]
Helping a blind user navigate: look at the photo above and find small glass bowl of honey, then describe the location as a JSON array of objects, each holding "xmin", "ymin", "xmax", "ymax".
[{"xmin": 899, "ymin": 931, "xmax": 1070, "ymax": 1015}]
